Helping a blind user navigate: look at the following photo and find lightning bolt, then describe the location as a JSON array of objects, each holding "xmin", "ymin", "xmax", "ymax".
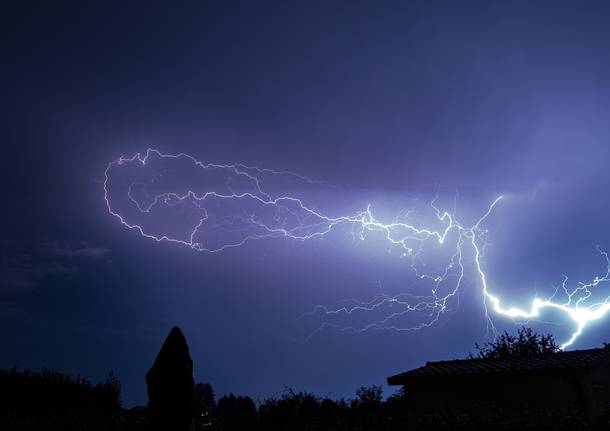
[{"xmin": 104, "ymin": 149, "xmax": 610, "ymax": 349}]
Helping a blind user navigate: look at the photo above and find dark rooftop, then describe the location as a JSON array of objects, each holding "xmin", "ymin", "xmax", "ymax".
[{"xmin": 388, "ymin": 347, "xmax": 610, "ymax": 386}]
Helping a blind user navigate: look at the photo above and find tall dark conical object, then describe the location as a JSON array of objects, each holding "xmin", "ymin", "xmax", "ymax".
[{"xmin": 146, "ymin": 326, "xmax": 195, "ymax": 430}]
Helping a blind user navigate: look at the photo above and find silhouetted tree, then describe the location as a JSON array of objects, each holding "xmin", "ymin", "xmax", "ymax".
[
  {"xmin": 354, "ymin": 385, "xmax": 383, "ymax": 405},
  {"xmin": 470, "ymin": 327, "xmax": 560, "ymax": 359},
  {"xmin": 98, "ymin": 371, "xmax": 122, "ymax": 425},
  {"xmin": 259, "ymin": 388, "xmax": 328, "ymax": 431},
  {"xmin": 319, "ymin": 398, "xmax": 349, "ymax": 430},
  {"xmin": 383, "ymin": 388, "xmax": 408, "ymax": 430},
  {"xmin": 0, "ymin": 367, "xmax": 121, "ymax": 430},
  {"xmin": 194, "ymin": 382, "xmax": 216, "ymax": 429},
  {"xmin": 214, "ymin": 394, "xmax": 257, "ymax": 431},
  {"xmin": 119, "ymin": 405, "xmax": 149, "ymax": 431},
  {"xmin": 350, "ymin": 386, "xmax": 384, "ymax": 430}
]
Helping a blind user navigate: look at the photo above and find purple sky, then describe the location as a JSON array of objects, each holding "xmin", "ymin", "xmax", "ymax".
[{"xmin": 3, "ymin": 1, "xmax": 610, "ymax": 406}]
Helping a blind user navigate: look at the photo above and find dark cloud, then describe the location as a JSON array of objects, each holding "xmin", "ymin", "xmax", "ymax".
[
  {"xmin": 0, "ymin": 240, "xmax": 109, "ymax": 290},
  {"xmin": 38, "ymin": 241, "xmax": 110, "ymax": 260}
]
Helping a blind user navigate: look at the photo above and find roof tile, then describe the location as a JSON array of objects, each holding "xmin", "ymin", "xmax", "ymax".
[{"xmin": 387, "ymin": 347, "xmax": 610, "ymax": 385}]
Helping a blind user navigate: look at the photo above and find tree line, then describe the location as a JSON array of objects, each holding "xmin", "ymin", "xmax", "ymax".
[{"xmin": 1, "ymin": 328, "xmax": 606, "ymax": 431}]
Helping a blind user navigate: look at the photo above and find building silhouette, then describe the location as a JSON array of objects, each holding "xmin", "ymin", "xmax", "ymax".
[
  {"xmin": 388, "ymin": 347, "xmax": 610, "ymax": 418},
  {"xmin": 146, "ymin": 326, "xmax": 195, "ymax": 431}
]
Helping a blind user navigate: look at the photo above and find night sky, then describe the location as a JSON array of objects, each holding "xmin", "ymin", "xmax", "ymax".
[{"xmin": 3, "ymin": 1, "xmax": 610, "ymax": 407}]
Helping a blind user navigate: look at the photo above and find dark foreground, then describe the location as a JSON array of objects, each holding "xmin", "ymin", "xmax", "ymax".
[{"xmin": 1, "ymin": 368, "xmax": 609, "ymax": 431}]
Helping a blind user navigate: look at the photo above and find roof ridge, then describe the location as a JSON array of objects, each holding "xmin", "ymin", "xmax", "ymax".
[
  {"xmin": 425, "ymin": 347, "xmax": 606, "ymax": 365},
  {"xmin": 388, "ymin": 346, "xmax": 610, "ymax": 386}
]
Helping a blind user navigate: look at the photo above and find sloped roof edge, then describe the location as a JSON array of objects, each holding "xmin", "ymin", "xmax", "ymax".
[{"xmin": 388, "ymin": 347, "xmax": 610, "ymax": 386}]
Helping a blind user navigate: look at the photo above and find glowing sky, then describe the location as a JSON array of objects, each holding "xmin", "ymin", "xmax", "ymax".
[{"xmin": 3, "ymin": 1, "xmax": 610, "ymax": 406}]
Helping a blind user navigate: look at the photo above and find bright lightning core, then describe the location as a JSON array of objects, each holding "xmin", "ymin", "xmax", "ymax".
[{"xmin": 104, "ymin": 149, "xmax": 610, "ymax": 349}]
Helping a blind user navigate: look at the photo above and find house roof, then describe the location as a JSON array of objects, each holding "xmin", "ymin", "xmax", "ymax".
[{"xmin": 387, "ymin": 347, "xmax": 610, "ymax": 386}]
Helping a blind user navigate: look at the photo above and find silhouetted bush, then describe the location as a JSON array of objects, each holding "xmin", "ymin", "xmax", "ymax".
[
  {"xmin": 259, "ymin": 389, "xmax": 331, "ymax": 431},
  {"xmin": 470, "ymin": 326, "xmax": 560, "ymax": 359},
  {"xmin": 3, "ymin": 369, "xmax": 609, "ymax": 431},
  {"xmin": 194, "ymin": 382, "xmax": 215, "ymax": 428},
  {"xmin": 0, "ymin": 368, "xmax": 120, "ymax": 431},
  {"xmin": 213, "ymin": 394, "xmax": 257, "ymax": 431},
  {"xmin": 202, "ymin": 383, "xmax": 610, "ymax": 431}
]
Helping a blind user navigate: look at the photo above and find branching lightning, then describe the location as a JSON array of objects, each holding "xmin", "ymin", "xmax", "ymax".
[{"xmin": 104, "ymin": 149, "xmax": 610, "ymax": 349}]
